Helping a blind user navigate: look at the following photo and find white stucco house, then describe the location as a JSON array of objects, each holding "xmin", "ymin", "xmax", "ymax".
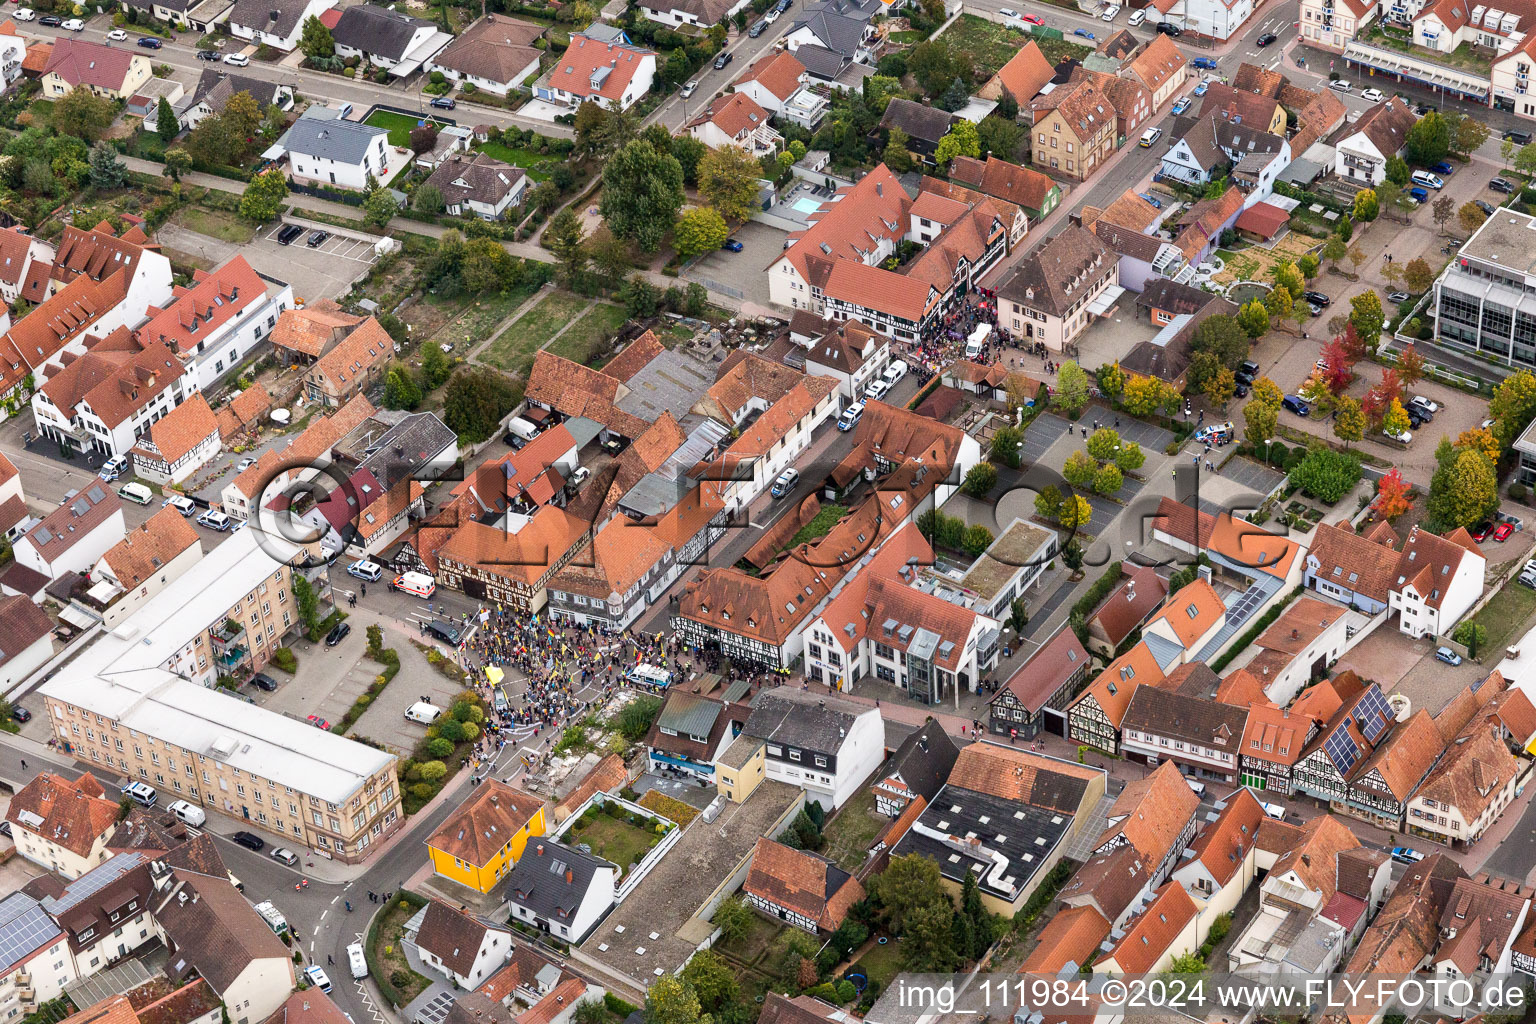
[{"xmin": 285, "ymin": 119, "xmax": 392, "ymax": 191}]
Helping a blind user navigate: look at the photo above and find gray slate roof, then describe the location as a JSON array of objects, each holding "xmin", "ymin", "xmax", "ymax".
[
  {"xmin": 332, "ymin": 3, "xmax": 434, "ymax": 60},
  {"xmin": 744, "ymin": 686, "xmax": 870, "ymax": 755},
  {"xmin": 229, "ymin": 0, "xmax": 309, "ymax": 40},
  {"xmin": 795, "ymin": 44, "xmax": 850, "ymax": 79},
  {"xmin": 790, "ymin": 10, "xmax": 866, "ymax": 57},
  {"xmin": 502, "ymin": 841, "xmax": 612, "ymax": 918},
  {"xmin": 875, "ymin": 718, "xmax": 959, "ymax": 804},
  {"xmin": 285, "ymin": 117, "xmax": 389, "ymax": 164},
  {"xmin": 880, "ymin": 97, "xmax": 953, "ymax": 145}
]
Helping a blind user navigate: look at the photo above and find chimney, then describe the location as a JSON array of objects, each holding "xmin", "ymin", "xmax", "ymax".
[
  {"xmin": 1291, "ymin": 628, "xmax": 1299, "ymax": 639},
  {"xmin": 536, "ymin": 844, "xmax": 544, "ymax": 856},
  {"xmin": 565, "ymin": 868, "xmax": 573, "ymax": 883}
]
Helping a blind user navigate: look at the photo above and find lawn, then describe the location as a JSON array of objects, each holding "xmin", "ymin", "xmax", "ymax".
[
  {"xmin": 561, "ymin": 809, "xmax": 662, "ymax": 877},
  {"xmin": 545, "ymin": 302, "xmax": 629, "ymax": 366},
  {"xmin": 480, "ymin": 289, "xmax": 593, "ymax": 377},
  {"xmin": 426, "ymin": 283, "xmax": 542, "ymax": 354},
  {"xmin": 367, "ymin": 897, "xmax": 433, "ymax": 1004},
  {"xmin": 477, "ymin": 142, "xmax": 559, "ymax": 182},
  {"xmin": 789, "ymin": 503, "xmax": 848, "ymax": 547},
  {"xmin": 849, "ymin": 937, "xmax": 904, "ymax": 992},
  {"xmin": 172, "ymin": 205, "xmax": 256, "ymax": 244},
  {"xmin": 819, "ymin": 786, "xmax": 885, "ymax": 872},
  {"xmin": 941, "ymin": 15, "xmax": 1090, "ymax": 78},
  {"xmin": 717, "ymin": 910, "xmax": 787, "ymax": 967},
  {"xmin": 1470, "ymin": 579, "xmax": 1536, "ymax": 657},
  {"xmin": 653, "ymin": 317, "xmax": 700, "ymax": 348},
  {"xmin": 364, "ymin": 110, "xmax": 452, "ymax": 148},
  {"xmin": 889, "ymin": 29, "xmax": 924, "ymax": 42}
]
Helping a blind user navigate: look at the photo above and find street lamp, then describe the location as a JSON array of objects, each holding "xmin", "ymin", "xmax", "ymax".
[{"xmin": 1263, "ymin": 437, "xmax": 1274, "ymax": 468}]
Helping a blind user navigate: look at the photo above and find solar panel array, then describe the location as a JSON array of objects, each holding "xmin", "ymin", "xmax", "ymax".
[
  {"xmin": 1324, "ymin": 726, "xmax": 1360, "ymax": 775},
  {"xmin": 41, "ymin": 852, "xmax": 146, "ymax": 915},
  {"xmin": 87, "ymin": 486, "xmax": 105, "ymax": 504},
  {"xmin": 0, "ymin": 894, "xmax": 61, "ymax": 974},
  {"xmin": 1357, "ymin": 688, "xmax": 1393, "ymax": 743}
]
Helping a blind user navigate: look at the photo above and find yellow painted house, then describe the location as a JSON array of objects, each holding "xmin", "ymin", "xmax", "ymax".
[{"xmin": 427, "ymin": 780, "xmax": 547, "ymax": 894}]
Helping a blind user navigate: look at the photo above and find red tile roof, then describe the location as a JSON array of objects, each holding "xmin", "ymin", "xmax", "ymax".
[
  {"xmin": 43, "ymin": 38, "xmax": 144, "ymax": 91},
  {"xmin": 734, "ymin": 50, "xmax": 805, "ymax": 102},
  {"xmin": 549, "ymin": 33, "xmax": 656, "ymax": 104},
  {"xmin": 1234, "ymin": 202, "xmax": 1290, "ymax": 239},
  {"xmin": 137, "ymin": 256, "xmax": 264, "ymax": 355},
  {"xmin": 1105, "ymin": 882, "xmax": 1198, "ymax": 972},
  {"xmin": 742, "ymin": 837, "xmax": 864, "ymax": 931}
]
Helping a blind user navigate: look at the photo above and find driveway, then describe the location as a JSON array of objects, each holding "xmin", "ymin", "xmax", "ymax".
[
  {"xmin": 683, "ymin": 220, "xmax": 786, "ymax": 308},
  {"xmin": 155, "ymin": 218, "xmax": 381, "ymax": 303}
]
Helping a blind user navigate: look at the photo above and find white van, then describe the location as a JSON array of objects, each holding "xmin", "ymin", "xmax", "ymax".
[
  {"xmin": 60, "ymin": 17, "xmax": 84, "ymax": 29},
  {"xmin": 305, "ymin": 966, "xmax": 333, "ymax": 994},
  {"xmin": 168, "ymin": 800, "xmax": 206, "ymax": 827},
  {"xmin": 122, "ymin": 781, "xmax": 157, "ymax": 807},
  {"xmin": 965, "ymin": 323, "xmax": 992, "ymax": 360},
  {"xmin": 167, "ymin": 495, "xmax": 197, "ymax": 516},
  {"xmin": 504, "ymin": 417, "xmax": 539, "ymax": 444},
  {"xmin": 391, "ymin": 571, "xmax": 436, "ymax": 598},
  {"xmin": 117, "ymin": 482, "xmax": 153, "ymax": 505},
  {"xmin": 1127, "ymin": 6, "xmax": 1145, "ymax": 23},
  {"xmin": 405, "ymin": 701, "xmax": 444, "ymax": 725},
  {"xmin": 254, "ymin": 900, "xmax": 289, "ymax": 935},
  {"xmin": 1185, "ymin": 778, "xmax": 1206, "ymax": 800},
  {"xmin": 1260, "ymin": 801, "xmax": 1285, "ymax": 820},
  {"xmin": 837, "ymin": 401, "xmax": 866, "ymax": 432},
  {"xmin": 347, "ymin": 943, "xmax": 368, "ymax": 979},
  {"xmin": 626, "ymin": 664, "xmax": 674, "ymax": 690},
  {"xmin": 1411, "ymin": 170, "xmax": 1444, "ymax": 190},
  {"xmin": 347, "ymin": 559, "xmax": 383, "ymax": 582},
  {"xmin": 883, "ymin": 359, "xmax": 909, "ymax": 386}
]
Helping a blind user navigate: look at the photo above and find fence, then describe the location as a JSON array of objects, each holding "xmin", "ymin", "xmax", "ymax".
[{"xmin": 287, "ymin": 181, "xmax": 365, "ymax": 207}]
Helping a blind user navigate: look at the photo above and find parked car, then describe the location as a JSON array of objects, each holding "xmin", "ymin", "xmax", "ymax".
[
  {"xmin": 1073, "ymin": 27, "xmax": 1095, "ymax": 37},
  {"xmin": 1328, "ymin": 79, "xmax": 1352, "ymax": 91},
  {"xmin": 1430, "ymin": 160, "xmax": 1455, "ymax": 176},
  {"xmin": 429, "ymin": 96, "xmax": 456, "ymax": 109},
  {"xmin": 306, "ymin": 230, "xmax": 330, "ymax": 247},
  {"xmin": 60, "ymin": 17, "xmax": 82, "ymax": 29},
  {"xmin": 681, "ymin": 80, "xmax": 698, "ymax": 96},
  {"xmin": 1236, "ymin": 360, "xmax": 1259, "ymax": 383},
  {"xmin": 307, "ymin": 714, "xmax": 330, "ymax": 729},
  {"xmin": 231, "ymin": 831, "xmax": 266, "ymax": 851},
  {"xmin": 137, "ymin": 36, "xmax": 162, "ymax": 47},
  {"xmin": 1492, "ymin": 176, "xmax": 1516, "ymax": 194},
  {"xmin": 11, "ymin": 706, "xmax": 31, "ymax": 723},
  {"xmin": 167, "ymin": 495, "xmax": 196, "ymax": 516},
  {"xmin": 117, "ymin": 483, "xmax": 153, "ymax": 505},
  {"xmin": 1138, "ymin": 126, "xmax": 1162, "ymax": 147},
  {"xmin": 1388, "ymin": 291, "xmax": 1411, "ymax": 303},
  {"xmin": 1191, "ymin": 56, "xmax": 1218, "ymax": 69},
  {"xmin": 107, "ymin": 27, "xmax": 125, "ymax": 38},
  {"xmin": 1281, "ymin": 394, "xmax": 1309, "ymax": 415},
  {"xmin": 722, "ymin": 238, "xmax": 743, "ymax": 252},
  {"xmin": 1193, "ymin": 79, "xmax": 1209, "ymax": 96},
  {"xmin": 1391, "ymin": 847, "xmax": 1425, "ymax": 864},
  {"xmin": 1410, "ymin": 395, "xmax": 1440, "ymax": 414},
  {"xmin": 1408, "ymin": 186, "xmax": 1429, "ymax": 203},
  {"xmin": 713, "ymin": 50, "xmax": 732, "ymax": 69},
  {"xmin": 197, "ymin": 509, "xmax": 232, "ymax": 531},
  {"xmin": 1256, "ymin": 31, "xmax": 1275, "ymax": 44},
  {"xmin": 223, "ymin": 52, "xmax": 249, "ymax": 65},
  {"xmin": 196, "ymin": 48, "xmax": 220, "ymax": 59},
  {"xmin": 102, "ymin": 453, "xmax": 129, "ymax": 480},
  {"xmin": 1435, "ymin": 646, "xmax": 1463, "ymax": 666},
  {"xmin": 1101, "ymin": 5, "xmax": 1119, "ymax": 19},
  {"xmin": 38, "ymin": 15, "xmax": 61, "ymax": 25},
  {"xmin": 1382, "ymin": 425, "xmax": 1411, "ymax": 444},
  {"xmin": 865, "ymin": 378, "xmax": 891, "ymax": 401},
  {"xmin": 1125, "ymin": 7, "xmax": 1144, "ymax": 22},
  {"xmin": 13, "ymin": 9, "xmax": 35, "ymax": 20},
  {"xmin": 276, "ymin": 223, "xmax": 304, "ymax": 245},
  {"xmin": 272, "ymin": 848, "xmax": 300, "ymax": 866},
  {"xmin": 1506, "ymin": 130, "xmax": 1534, "ymax": 145},
  {"xmin": 325, "ymin": 621, "xmax": 351, "ymax": 647},
  {"xmin": 1303, "ymin": 290, "xmax": 1330, "ymax": 307},
  {"xmin": 1360, "ymin": 87, "xmax": 1385, "ymax": 102},
  {"xmin": 1495, "ymin": 522, "xmax": 1516, "ymax": 541},
  {"xmin": 764, "ymin": 7, "xmax": 780, "ymax": 21},
  {"xmin": 251, "ymin": 673, "xmax": 278, "ymax": 692},
  {"xmin": 770, "ymin": 468, "xmax": 799, "ymax": 498},
  {"xmin": 1155, "ymin": 20, "xmax": 1180, "ymax": 33},
  {"xmin": 1407, "ymin": 406, "xmax": 1429, "ymax": 429},
  {"xmin": 1170, "ymin": 97, "xmax": 1190, "ymax": 115},
  {"xmin": 999, "ymin": 6, "xmax": 1020, "ymax": 16},
  {"xmin": 1021, "ymin": 11, "xmax": 1043, "ymax": 22},
  {"xmin": 1471, "ymin": 521, "xmax": 1495, "ymax": 541},
  {"xmin": 1411, "ymin": 170, "xmax": 1444, "ymax": 190},
  {"xmin": 837, "ymin": 400, "xmax": 865, "ymax": 431},
  {"xmin": 1138, "ymin": 192, "xmax": 1161, "ymax": 209}
]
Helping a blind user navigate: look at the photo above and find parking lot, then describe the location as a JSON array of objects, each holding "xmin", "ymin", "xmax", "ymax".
[
  {"xmin": 156, "ymin": 218, "xmax": 383, "ymax": 302},
  {"xmin": 683, "ymin": 220, "xmax": 787, "ymax": 309},
  {"xmin": 262, "ymin": 221, "xmax": 382, "ymax": 264}
]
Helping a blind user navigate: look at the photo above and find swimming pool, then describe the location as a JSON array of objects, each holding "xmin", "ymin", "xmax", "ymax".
[{"xmin": 791, "ymin": 197, "xmax": 823, "ymax": 214}]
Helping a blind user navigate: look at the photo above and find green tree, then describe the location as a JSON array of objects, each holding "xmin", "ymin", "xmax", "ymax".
[
  {"xmin": 355, "ymin": 185, "xmax": 395, "ymax": 232},
  {"xmin": 620, "ymin": 274, "xmax": 662, "ymax": 317},
  {"xmin": 671, "ymin": 134, "xmax": 707, "ymax": 186},
  {"xmin": 882, "ymin": 126, "xmax": 913, "ymax": 172},
  {"xmin": 1034, "ymin": 485, "xmax": 1063, "ymax": 522},
  {"xmin": 871, "ymin": 853, "xmax": 950, "ymax": 935},
  {"xmin": 413, "ymin": 183, "xmax": 445, "ymax": 214},
  {"xmin": 1190, "ymin": 312, "xmax": 1249, "ymax": 368},
  {"xmin": 1251, "ymin": 377, "xmax": 1282, "ymax": 410},
  {"xmin": 155, "ymin": 95, "xmax": 179, "ymax": 140},
  {"xmin": 1093, "ymin": 462, "xmax": 1123, "ymax": 495},
  {"xmin": 461, "ymin": 237, "xmax": 516, "ymax": 293},
  {"xmin": 1454, "ymin": 621, "xmax": 1488, "ymax": 659},
  {"xmin": 1298, "ymin": 253, "xmax": 1320, "ymax": 279},
  {"xmin": 697, "ymin": 144, "xmax": 760, "ymax": 224},
  {"xmin": 1385, "ymin": 154, "xmax": 1411, "ymax": 185},
  {"xmin": 1349, "ymin": 290, "xmax": 1385, "ymax": 354},
  {"xmin": 383, "ymin": 365, "xmax": 422, "ymax": 410},
  {"xmin": 545, "ymin": 207, "xmax": 588, "ymax": 285},
  {"xmin": 962, "ymin": 462, "xmax": 997, "ymax": 498},
  {"xmin": 680, "ymin": 950, "xmax": 737, "ymax": 1014},
  {"xmin": 1115, "ymin": 441, "xmax": 1145, "ymax": 473},
  {"xmin": 1237, "ymin": 299, "xmax": 1269, "ymax": 339},
  {"xmin": 1063, "ymin": 450, "xmax": 1096, "ymax": 490},
  {"xmin": 1264, "ymin": 283, "xmax": 1293, "ymax": 325},
  {"xmin": 1428, "ymin": 446, "xmax": 1499, "ymax": 531},
  {"xmin": 1406, "ymin": 111, "xmax": 1451, "ymax": 165},
  {"xmin": 1516, "ymin": 141, "xmax": 1536, "ymax": 177},
  {"xmin": 1288, "ymin": 448, "xmax": 1363, "ymax": 503},
  {"xmin": 1334, "ymin": 395, "xmax": 1366, "ymax": 448},
  {"xmin": 1353, "ymin": 188, "xmax": 1379, "ymax": 221},
  {"xmin": 292, "ymin": 575, "xmax": 320, "ymax": 634},
  {"xmin": 712, "ymin": 896, "xmax": 752, "ymax": 945},
  {"xmin": 1454, "ymin": 113, "xmax": 1491, "ymax": 156},
  {"xmin": 961, "ymin": 523, "xmax": 994, "ymax": 557},
  {"xmin": 300, "ymin": 13, "xmax": 335, "ymax": 58},
  {"xmin": 937, "ymin": 76, "xmax": 970, "ymax": 112},
  {"xmin": 163, "ymin": 147, "xmax": 191, "ymax": 182},
  {"xmin": 1270, "ymin": 261, "xmax": 1305, "ymax": 299},
  {"xmin": 1085, "ymin": 428, "xmax": 1122, "ymax": 463},
  {"xmin": 88, "ymin": 144, "xmax": 125, "ymax": 190},
  {"xmin": 1322, "ymin": 235, "xmax": 1347, "ymax": 266},
  {"xmin": 54, "ymin": 90, "xmax": 114, "ymax": 144},
  {"xmin": 977, "ymin": 115, "xmax": 1024, "ymax": 160},
  {"xmin": 1459, "ymin": 201, "xmax": 1489, "ymax": 235},
  {"xmin": 238, "ymin": 168, "xmax": 288, "ymax": 222},
  {"xmin": 586, "ymin": 230, "xmax": 632, "ymax": 281},
  {"xmin": 421, "ymin": 342, "xmax": 452, "ymax": 389},
  {"xmin": 1404, "ymin": 257, "xmax": 1435, "ymax": 293},
  {"xmin": 1054, "ymin": 361, "xmax": 1090, "ymax": 415},
  {"xmin": 1243, "ymin": 399, "xmax": 1277, "ymax": 449},
  {"xmin": 902, "ymin": 899, "xmax": 958, "ymax": 972},
  {"xmin": 933, "ymin": 119, "xmax": 981, "ymax": 168},
  {"xmin": 645, "ymin": 976, "xmax": 710, "ymax": 1024},
  {"xmin": 1169, "ymin": 952, "xmax": 1207, "ymax": 975},
  {"xmin": 442, "ymin": 367, "xmax": 520, "ymax": 444},
  {"xmin": 1491, "ymin": 369, "xmax": 1536, "ymax": 446},
  {"xmin": 673, "ymin": 206, "xmax": 729, "ymax": 260},
  {"xmin": 602, "ymin": 139, "xmax": 686, "ymax": 250}
]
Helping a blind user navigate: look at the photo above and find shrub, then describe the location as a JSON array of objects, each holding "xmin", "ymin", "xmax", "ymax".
[
  {"xmin": 1288, "ymin": 448, "xmax": 1363, "ymax": 504},
  {"xmin": 271, "ymin": 648, "xmax": 297, "ymax": 673}
]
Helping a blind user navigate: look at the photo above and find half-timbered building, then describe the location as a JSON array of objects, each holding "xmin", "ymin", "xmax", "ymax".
[{"xmin": 989, "ymin": 626, "xmax": 1090, "ymax": 738}]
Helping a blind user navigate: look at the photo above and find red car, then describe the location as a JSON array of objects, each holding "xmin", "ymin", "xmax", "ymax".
[
  {"xmin": 306, "ymin": 714, "xmax": 331, "ymax": 729},
  {"xmin": 1495, "ymin": 522, "xmax": 1516, "ymax": 541},
  {"xmin": 1021, "ymin": 11, "xmax": 1044, "ymax": 22},
  {"xmin": 1471, "ymin": 521, "xmax": 1495, "ymax": 542}
]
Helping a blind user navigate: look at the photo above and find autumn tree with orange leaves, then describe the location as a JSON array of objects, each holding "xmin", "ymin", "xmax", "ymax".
[{"xmin": 1376, "ymin": 469, "xmax": 1414, "ymax": 520}]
